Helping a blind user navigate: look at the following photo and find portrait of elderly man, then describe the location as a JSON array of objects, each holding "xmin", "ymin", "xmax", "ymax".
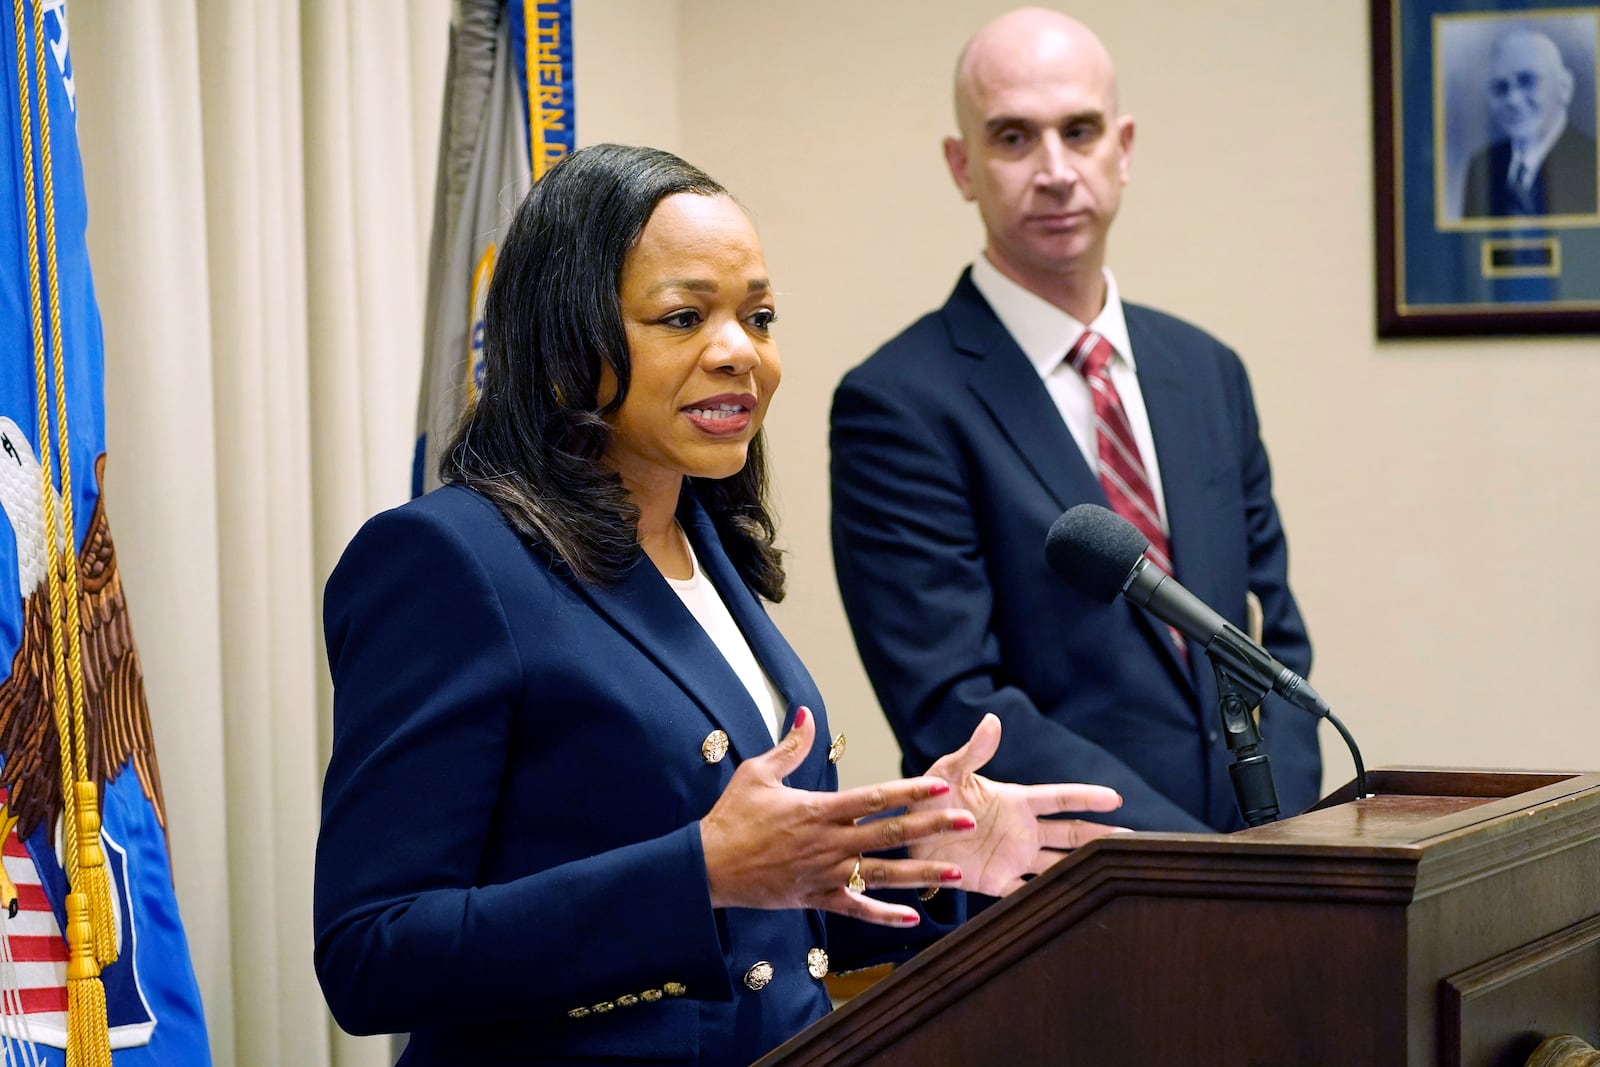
[{"xmin": 1460, "ymin": 25, "xmax": 1599, "ymax": 219}]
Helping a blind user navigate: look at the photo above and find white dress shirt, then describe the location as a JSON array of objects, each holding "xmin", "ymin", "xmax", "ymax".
[
  {"xmin": 666, "ymin": 533, "xmax": 784, "ymax": 742},
  {"xmin": 1509, "ymin": 114, "xmax": 1569, "ymax": 189},
  {"xmin": 968, "ymin": 255, "xmax": 1171, "ymax": 529}
]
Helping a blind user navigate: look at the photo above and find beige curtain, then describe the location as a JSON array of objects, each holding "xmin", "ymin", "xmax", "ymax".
[{"xmin": 70, "ymin": 1, "xmax": 449, "ymax": 1064}]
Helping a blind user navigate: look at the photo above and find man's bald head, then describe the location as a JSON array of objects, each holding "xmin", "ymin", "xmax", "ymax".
[
  {"xmin": 1489, "ymin": 27, "xmax": 1569, "ymax": 76},
  {"xmin": 953, "ymin": 8, "xmax": 1120, "ymax": 137}
]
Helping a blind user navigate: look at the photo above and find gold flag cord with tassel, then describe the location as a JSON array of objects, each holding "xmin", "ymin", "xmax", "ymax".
[
  {"xmin": 9, "ymin": 1, "xmax": 114, "ymax": 1063},
  {"xmin": 29, "ymin": 0, "xmax": 118, "ymax": 975}
]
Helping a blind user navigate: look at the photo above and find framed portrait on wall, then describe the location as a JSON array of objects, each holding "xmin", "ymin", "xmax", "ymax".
[{"xmin": 1372, "ymin": 0, "xmax": 1600, "ymax": 336}]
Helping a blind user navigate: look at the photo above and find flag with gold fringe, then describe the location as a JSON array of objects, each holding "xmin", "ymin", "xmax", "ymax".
[
  {"xmin": 0, "ymin": 2, "xmax": 209, "ymax": 1063},
  {"xmin": 413, "ymin": 0, "xmax": 574, "ymax": 497}
]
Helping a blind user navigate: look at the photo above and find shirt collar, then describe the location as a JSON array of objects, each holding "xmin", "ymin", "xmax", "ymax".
[
  {"xmin": 969, "ymin": 254, "xmax": 1136, "ymax": 380},
  {"xmin": 1511, "ymin": 114, "xmax": 1569, "ymax": 177}
]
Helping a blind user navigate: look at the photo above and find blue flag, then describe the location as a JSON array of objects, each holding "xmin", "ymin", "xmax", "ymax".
[{"xmin": 0, "ymin": 2, "xmax": 209, "ymax": 1062}]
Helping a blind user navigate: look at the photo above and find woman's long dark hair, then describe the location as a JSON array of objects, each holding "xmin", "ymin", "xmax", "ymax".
[{"xmin": 440, "ymin": 143, "xmax": 784, "ymax": 601}]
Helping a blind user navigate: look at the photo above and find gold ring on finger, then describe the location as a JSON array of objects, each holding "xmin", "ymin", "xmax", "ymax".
[{"xmin": 847, "ymin": 858, "xmax": 866, "ymax": 894}]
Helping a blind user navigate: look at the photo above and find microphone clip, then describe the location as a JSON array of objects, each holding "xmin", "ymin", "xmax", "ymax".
[{"xmin": 1210, "ymin": 657, "xmax": 1281, "ymax": 828}]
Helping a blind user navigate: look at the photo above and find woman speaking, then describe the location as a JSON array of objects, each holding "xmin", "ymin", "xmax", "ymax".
[{"xmin": 313, "ymin": 143, "xmax": 1124, "ymax": 1066}]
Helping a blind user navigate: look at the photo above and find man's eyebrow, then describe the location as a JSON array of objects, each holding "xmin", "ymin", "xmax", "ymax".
[
  {"xmin": 983, "ymin": 110, "xmax": 1104, "ymax": 134},
  {"xmin": 1058, "ymin": 109, "xmax": 1108, "ymax": 127},
  {"xmin": 984, "ymin": 115, "xmax": 1033, "ymax": 135}
]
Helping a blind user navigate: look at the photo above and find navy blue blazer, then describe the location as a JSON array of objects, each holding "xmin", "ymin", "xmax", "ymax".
[
  {"xmin": 830, "ymin": 272, "xmax": 1321, "ymax": 833},
  {"xmin": 314, "ymin": 485, "xmax": 950, "ymax": 1065}
]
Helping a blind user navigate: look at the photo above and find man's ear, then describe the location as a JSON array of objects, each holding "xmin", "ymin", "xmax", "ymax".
[
  {"xmin": 1116, "ymin": 114, "xmax": 1136, "ymax": 185},
  {"xmin": 943, "ymin": 136, "xmax": 976, "ymax": 201},
  {"xmin": 1555, "ymin": 65, "xmax": 1575, "ymax": 106}
]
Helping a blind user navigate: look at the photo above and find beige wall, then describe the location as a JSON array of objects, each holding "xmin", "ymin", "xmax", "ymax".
[
  {"xmin": 574, "ymin": 0, "xmax": 1600, "ymax": 794},
  {"xmin": 572, "ymin": 1, "xmax": 680, "ymax": 149}
]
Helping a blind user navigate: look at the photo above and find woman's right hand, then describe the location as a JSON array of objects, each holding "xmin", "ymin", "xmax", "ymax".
[{"xmin": 698, "ymin": 707, "xmax": 975, "ymax": 926}]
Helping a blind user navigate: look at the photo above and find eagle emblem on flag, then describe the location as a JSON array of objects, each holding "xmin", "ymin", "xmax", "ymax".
[
  {"xmin": 0, "ymin": 1, "xmax": 210, "ymax": 1062},
  {"xmin": 0, "ymin": 420, "xmax": 164, "ymax": 1051}
]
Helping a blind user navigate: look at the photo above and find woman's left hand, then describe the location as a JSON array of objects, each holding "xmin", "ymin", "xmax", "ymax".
[{"xmin": 907, "ymin": 713, "xmax": 1127, "ymax": 896}]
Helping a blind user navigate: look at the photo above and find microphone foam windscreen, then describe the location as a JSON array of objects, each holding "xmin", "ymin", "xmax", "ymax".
[{"xmin": 1044, "ymin": 504, "xmax": 1150, "ymax": 604}]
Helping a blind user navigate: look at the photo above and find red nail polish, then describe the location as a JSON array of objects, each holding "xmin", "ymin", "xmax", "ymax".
[
  {"xmin": 794, "ymin": 706, "xmax": 808, "ymax": 728},
  {"xmin": 928, "ymin": 782, "xmax": 950, "ymax": 797},
  {"xmin": 941, "ymin": 868, "xmax": 963, "ymax": 882},
  {"xmin": 953, "ymin": 815, "xmax": 977, "ymax": 831},
  {"xmin": 901, "ymin": 913, "xmax": 920, "ymax": 926}
]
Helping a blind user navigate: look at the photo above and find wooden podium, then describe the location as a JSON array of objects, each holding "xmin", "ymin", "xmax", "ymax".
[{"xmin": 757, "ymin": 769, "xmax": 1600, "ymax": 1067}]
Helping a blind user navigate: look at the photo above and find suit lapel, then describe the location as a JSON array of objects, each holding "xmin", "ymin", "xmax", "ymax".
[
  {"xmin": 679, "ymin": 495, "xmax": 831, "ymax": 787},
  {"xmin": 569, "ymin": 511, "xmax": 777, "ymax": 766},
  {"xmin": 1127, "ymin": 308, "xmax": 1213, "ymax": 691},
  {"xmin": 948, "ymin": 274, "xmax": 1104, "ymax": 512},
  {"xmin": 1128, "ymin": 309, "xmax": 1216, "ymax": 596}
]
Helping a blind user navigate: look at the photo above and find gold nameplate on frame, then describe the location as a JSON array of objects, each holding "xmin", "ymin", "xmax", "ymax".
[{"xmin": 1480, "ymin": 235, "xmax": 1562, "ymax": 279}]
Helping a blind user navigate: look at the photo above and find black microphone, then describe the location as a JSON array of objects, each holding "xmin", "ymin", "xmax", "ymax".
[{"xmin": 1044, "ymin": 504, "xmax": 1329, "ymax": 718}]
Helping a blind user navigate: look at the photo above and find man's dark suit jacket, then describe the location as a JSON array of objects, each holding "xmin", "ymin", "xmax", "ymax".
[
  {"xmin": 1461, "ymin": 125, "xmax": 1599, "ymax": 218},
  {"xmin": 315, "ymin": 485, "xmax": 955, "ymax": 1065},
  {"xmin": 830, "ymin": 271, "xmax": 1322, "ymax": 834}
]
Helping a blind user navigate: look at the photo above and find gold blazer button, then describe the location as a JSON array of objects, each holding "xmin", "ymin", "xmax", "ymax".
[
  {"xmin": 806, "ymin": 947, "xmax": 830, "ymax": 979},
  {"xmin": 663, "ymin": 982, "xmax": 687, "ymax": 997},
  {"xmin": 701, "ymin": 730, "xmax": 730, "ymax": 764},
  {"xmin": 827, "ymin": 733, "xmax": 847, "ymax": 764},
  {"xmin": 743, "ymin": 961, "xmax": 775, "ymax": 991}
]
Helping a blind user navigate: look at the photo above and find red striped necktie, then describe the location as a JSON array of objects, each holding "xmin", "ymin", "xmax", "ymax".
[{"xmin": 1068, "ymin": 330, "xmax": 1187, "ymax": 662}]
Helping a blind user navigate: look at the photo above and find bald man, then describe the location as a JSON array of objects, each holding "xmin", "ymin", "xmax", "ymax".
[
  {"xmin": 1461, "ymin": 27, "xmax": 1598, "ymax": 218},
  {"xmin": 830, "ymin": 8, "xmax": 1321, "ymax": 836}
]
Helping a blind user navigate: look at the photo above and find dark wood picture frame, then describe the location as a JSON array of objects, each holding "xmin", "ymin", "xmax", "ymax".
[{"xmin": 1372, "ymin": 0, "xmax": 1600, "ymax": 336}]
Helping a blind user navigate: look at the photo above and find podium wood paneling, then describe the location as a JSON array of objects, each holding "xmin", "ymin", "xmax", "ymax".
[{"xmin": 758, "ymin": 769, "xmax": 1600, "ymax": 1067}]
